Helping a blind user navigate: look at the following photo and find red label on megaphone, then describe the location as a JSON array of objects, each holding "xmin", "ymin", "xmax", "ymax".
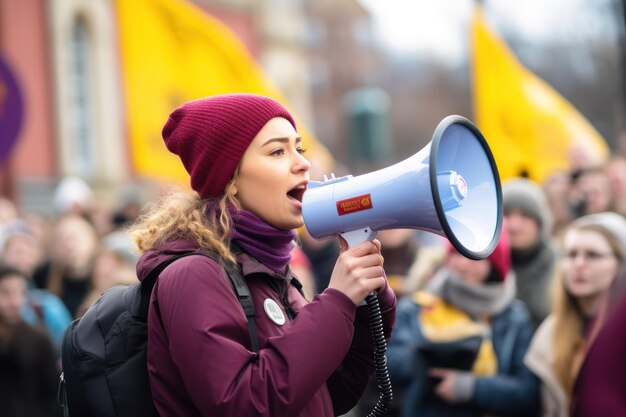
[{"xmin": 336, "ymin": 194, "xmax": 374, "ymax": 216}]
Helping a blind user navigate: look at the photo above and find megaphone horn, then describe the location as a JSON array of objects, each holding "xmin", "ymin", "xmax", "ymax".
[{"xmin": 302, "ymin": 115, "xmax": 503, "ymax": 260}]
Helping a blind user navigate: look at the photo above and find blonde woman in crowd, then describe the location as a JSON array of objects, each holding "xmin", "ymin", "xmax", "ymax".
[
  {"xmin": 524, "ymin": 212, "xmax": 626, "ymax": 417},
  {"xmin": 32, "ymin": 214, "xmax": 100, "ymax": 317}
]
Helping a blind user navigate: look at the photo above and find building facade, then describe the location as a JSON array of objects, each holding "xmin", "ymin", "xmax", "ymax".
[{"xmin": 0, "ymin": 0, "xmax": 316, "ymax": 215}]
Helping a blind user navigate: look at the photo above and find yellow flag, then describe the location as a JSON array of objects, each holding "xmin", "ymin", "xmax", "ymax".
[
  {"xmin": 116, "ymin": 0, "xmax": 332, "ymax": 185},
  {"xmin": 471, "ymin": 7, "xmax": 609, "ymax": 182}
]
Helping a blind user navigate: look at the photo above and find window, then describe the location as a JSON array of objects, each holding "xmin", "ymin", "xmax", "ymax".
[{"xmin": 69, "ymin": 17, "xmax": 95, "ymax": 178}]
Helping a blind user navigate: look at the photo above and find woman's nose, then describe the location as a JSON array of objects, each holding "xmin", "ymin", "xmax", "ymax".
[{"xmin": 292, "ymin": 152, "xmax": 311, "ymax": 173}]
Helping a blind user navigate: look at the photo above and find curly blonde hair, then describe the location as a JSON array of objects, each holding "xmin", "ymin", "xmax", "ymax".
[{"xmin": 128, "ymin": 178, "xmax": 241, "ymax": 264}]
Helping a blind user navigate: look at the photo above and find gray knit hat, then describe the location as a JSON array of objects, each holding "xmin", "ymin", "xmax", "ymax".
[{"xmin": 503, "ymin": 178, "xmax": 553, "ymax": 237}]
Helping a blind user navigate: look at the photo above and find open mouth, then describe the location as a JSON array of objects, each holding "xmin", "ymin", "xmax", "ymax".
[{"xmin": 287, "ymin": 184, "xmax": 306, "ymax": 203}]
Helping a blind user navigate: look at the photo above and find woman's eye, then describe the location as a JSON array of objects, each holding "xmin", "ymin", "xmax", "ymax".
[
  {"xmin": 270, "ymin": 149, "xmax": 285, "ymax": 156},
  {"xmin": 297, "ymin": 147, "xmax": 307, "ymax": 154}
]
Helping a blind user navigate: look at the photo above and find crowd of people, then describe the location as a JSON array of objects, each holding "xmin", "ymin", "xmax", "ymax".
[
  {"xmin": 352, "ymin": 154, "xmax": 626, "ymax": 417},
  {"xmin": 0, "ymin": 93, "xmax": 625, "ymax": 416}
]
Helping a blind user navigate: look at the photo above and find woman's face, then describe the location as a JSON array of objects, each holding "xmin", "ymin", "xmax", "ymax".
[
  {"xmin": 234, "ymin": 117, "xmax": 310, "ymax": 230},
  {"xmin": 505, "ymin": 209, "xmax": 541, "ymax": 251},
  {"xmin": 561, "ymin": 229, "xmax": 618, "ymax": 300},
  {"xmin": 0, "ymin": 274, "xmax": 26, "ymax": 325},
  {"xmin": 53, "ymin": 216, "xmax": 98, "ymax": 269},
  {"xmin": 2, "ymin": 234, "xmax": 42, "ymax": 275}
]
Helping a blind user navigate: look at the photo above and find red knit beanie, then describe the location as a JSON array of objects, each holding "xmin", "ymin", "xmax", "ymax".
[
  {"xmin": 162, "ymin": 93, "xmax": 296, "ymax": 198},
  {"xmin": 486, "ymin": 224, "xmax": 511, "ymax": 281}
]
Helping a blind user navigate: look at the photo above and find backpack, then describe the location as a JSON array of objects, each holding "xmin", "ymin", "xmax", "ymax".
[{"xmin": 57, "ymin": 248, "xmax": 259, "ymax": 417}]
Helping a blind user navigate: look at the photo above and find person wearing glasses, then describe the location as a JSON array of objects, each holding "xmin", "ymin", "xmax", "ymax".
[{"xmin": 524, "ymin": 212, "xmax": 626, "ymax": 417}]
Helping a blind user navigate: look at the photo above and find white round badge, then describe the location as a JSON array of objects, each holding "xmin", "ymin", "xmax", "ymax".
[{"xmin": 263, "ymin": 298, "xmax": 286, "ymax": 326}]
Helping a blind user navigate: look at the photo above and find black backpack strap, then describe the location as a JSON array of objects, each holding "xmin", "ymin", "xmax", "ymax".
[
  {"xmin": 139, "ymin": 249, "xmax": 204, "ymax": 317},
  {"xmin": 197, "ymin": 247, "xmax": 259, "ymax": 353},
  {"xmin": 144, "ymin": 246, "xmax": 260, "ymax": 354},
  {"xmin": 226, "ymin": 257, "xmax": 259, "ymax": 353}
]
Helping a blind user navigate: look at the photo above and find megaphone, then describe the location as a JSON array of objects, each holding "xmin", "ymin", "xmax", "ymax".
[{"xmin": 302, "ymin": 115, "xmax": 503, "ymax": 260}]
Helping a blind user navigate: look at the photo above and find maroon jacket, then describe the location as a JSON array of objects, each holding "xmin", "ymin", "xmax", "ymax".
[
  {"xmin": 571, "ymin": 290, "xmax": 626, "ymax": 417},
  {"xmin": 136, "ymin": 240, "xmax": 396, "ymax": 417}
]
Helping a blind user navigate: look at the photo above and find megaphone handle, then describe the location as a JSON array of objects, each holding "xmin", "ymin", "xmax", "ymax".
[
  {"xmin": 340, "ymin": 228, "xmax": 393, "ymax": 417},
  {"xmin": 342, "ymin": 228, "xmax": 379, "ymax": 306},
  {"xmin": 341, "ymin": 228, "xmax": 378, "ymax": 249}
]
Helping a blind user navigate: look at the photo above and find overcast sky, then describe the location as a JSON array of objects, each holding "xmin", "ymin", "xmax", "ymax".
[{"xmin": 358, "ymin": 0, "xmax": 619, "ymax": 64}]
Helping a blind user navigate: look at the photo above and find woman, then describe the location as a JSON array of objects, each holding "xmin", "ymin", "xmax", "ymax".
[
  {"xmin": 524, "ymin": 212, "xmax": 626, "ymax": 417},
  {"xmin": 387, "ymin": 229, "xmax": 540, "ymax": 417},
  {"xmin": 0, "ymin": 219, "xmax": 72, "ymax": 352},
  {"xmin": 32, "ymin": 214, "xmax": 100, "ymax": 317},
  {"xmin": 0, "ymin": 264, "xmax": 61, "ymax": 417},
  {"xmin": 571, "ymin": 282, "xmax": 626, "ymax": 417},
  {"xmin": 128, "ymin": 94, "xmax": 396, "ymax": 417}
]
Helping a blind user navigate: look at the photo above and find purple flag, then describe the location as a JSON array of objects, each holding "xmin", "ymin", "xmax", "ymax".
[{"xmin": 0, "ymin": 55, "xmax": 24, "ymax": 164}]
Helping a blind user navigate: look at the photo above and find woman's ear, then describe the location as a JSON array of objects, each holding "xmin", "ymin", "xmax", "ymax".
[
  {"xmin": 224, "ymin": 179, "xmax": 238, "ymax": 201},
  {"xmin": 228, "ymin": 167, "xmax": 241, "ymax": 197}
]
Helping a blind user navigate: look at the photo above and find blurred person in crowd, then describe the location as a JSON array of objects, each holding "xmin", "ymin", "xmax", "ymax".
[
  {"xmin": 299, "ymin": 229, "xmax": 340, "ymax": 293},
  {"xmin": 290, "ymin": 245, "xmax": 317, "ymax": 300},
  {"xmin": 503, "ymin": 178, "xmax": 558, "ymax": 328},
  {"xmin": 569, "ymin": 167, "xmax": 614, "ymax": 217},
  {"xmin": 75, "ymin": 248, "xmax": 137, "ymax": 317},
  {"xmin": 88, "ymin": 201, "xmax": 117, "ymax": 238},
  {"xmin": 0, "ymin": 219, "xmax": 72, "ymax": 352},
  {"xmin": 571, "ymin": 274, "xmax": 626, "ymax": 417},
  {"xmin": 127, "ymin": 94, "xmax": 396, "ymax": 416},
  {"xmin": 114, "ymin": 185, "xmax": 145, "ymax": 225},
  {"xmin": 0, "ymin": 263, "xmax": 61, "ymax": 417},
  {"xmin": 542, "ymin": 172, "xmax": 574, "ymax": 238},
  {"xmin": 0, "ymin": 196, "xmax": 18, "ymax": 226},
  {"xmin": 377, "ymin": 229, "xmax": 422, "ymax": 298},
  {"xmin": 604, "ymin": 155, "xmax": 626, "ymax": 217},
  {"xmin": 21, "ymin": 212, "xmax": 54, "ymax": 255},
  {"xmin": 99, "ymin": 189, "xmax": 146, "ymax": 267},
  {"xmin": 33, "ymin": 214, "xmax": 100, "ymax": 317},
  {"xmin": 403, "ymin": 244, "xmax": 448, "ymax": 293},
  {"xmin": 52, "ymin": 175, "xmax": 94, "ymax": 218},
  {"xmin": 387, "ymin": 228, "xmax": 540, "ymax": 417},
  {"xmin": 101, "ymin": 214, "xmax": 141, "ymax": 266},
  {"xmin": 568, "ymin": 143, "xmax": 599, "ymax": 175},
  {"xmin": 0, "ymin": 220, "xmax": 43, "ymax": 276},
  {"xmin": 524, "ymin": 212, "xmax": 626, "ymax": 417}
]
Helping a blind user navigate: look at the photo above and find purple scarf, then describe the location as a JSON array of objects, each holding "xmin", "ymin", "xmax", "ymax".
[{"xmin": 218, "ymin": 205, "xmax": 295, "ymax": 273}]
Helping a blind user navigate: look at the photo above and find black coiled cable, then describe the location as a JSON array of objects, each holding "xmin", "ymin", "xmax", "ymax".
[{"xmin": 365, "ymin": 293, "xmax": 393, "ymax": 417}]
